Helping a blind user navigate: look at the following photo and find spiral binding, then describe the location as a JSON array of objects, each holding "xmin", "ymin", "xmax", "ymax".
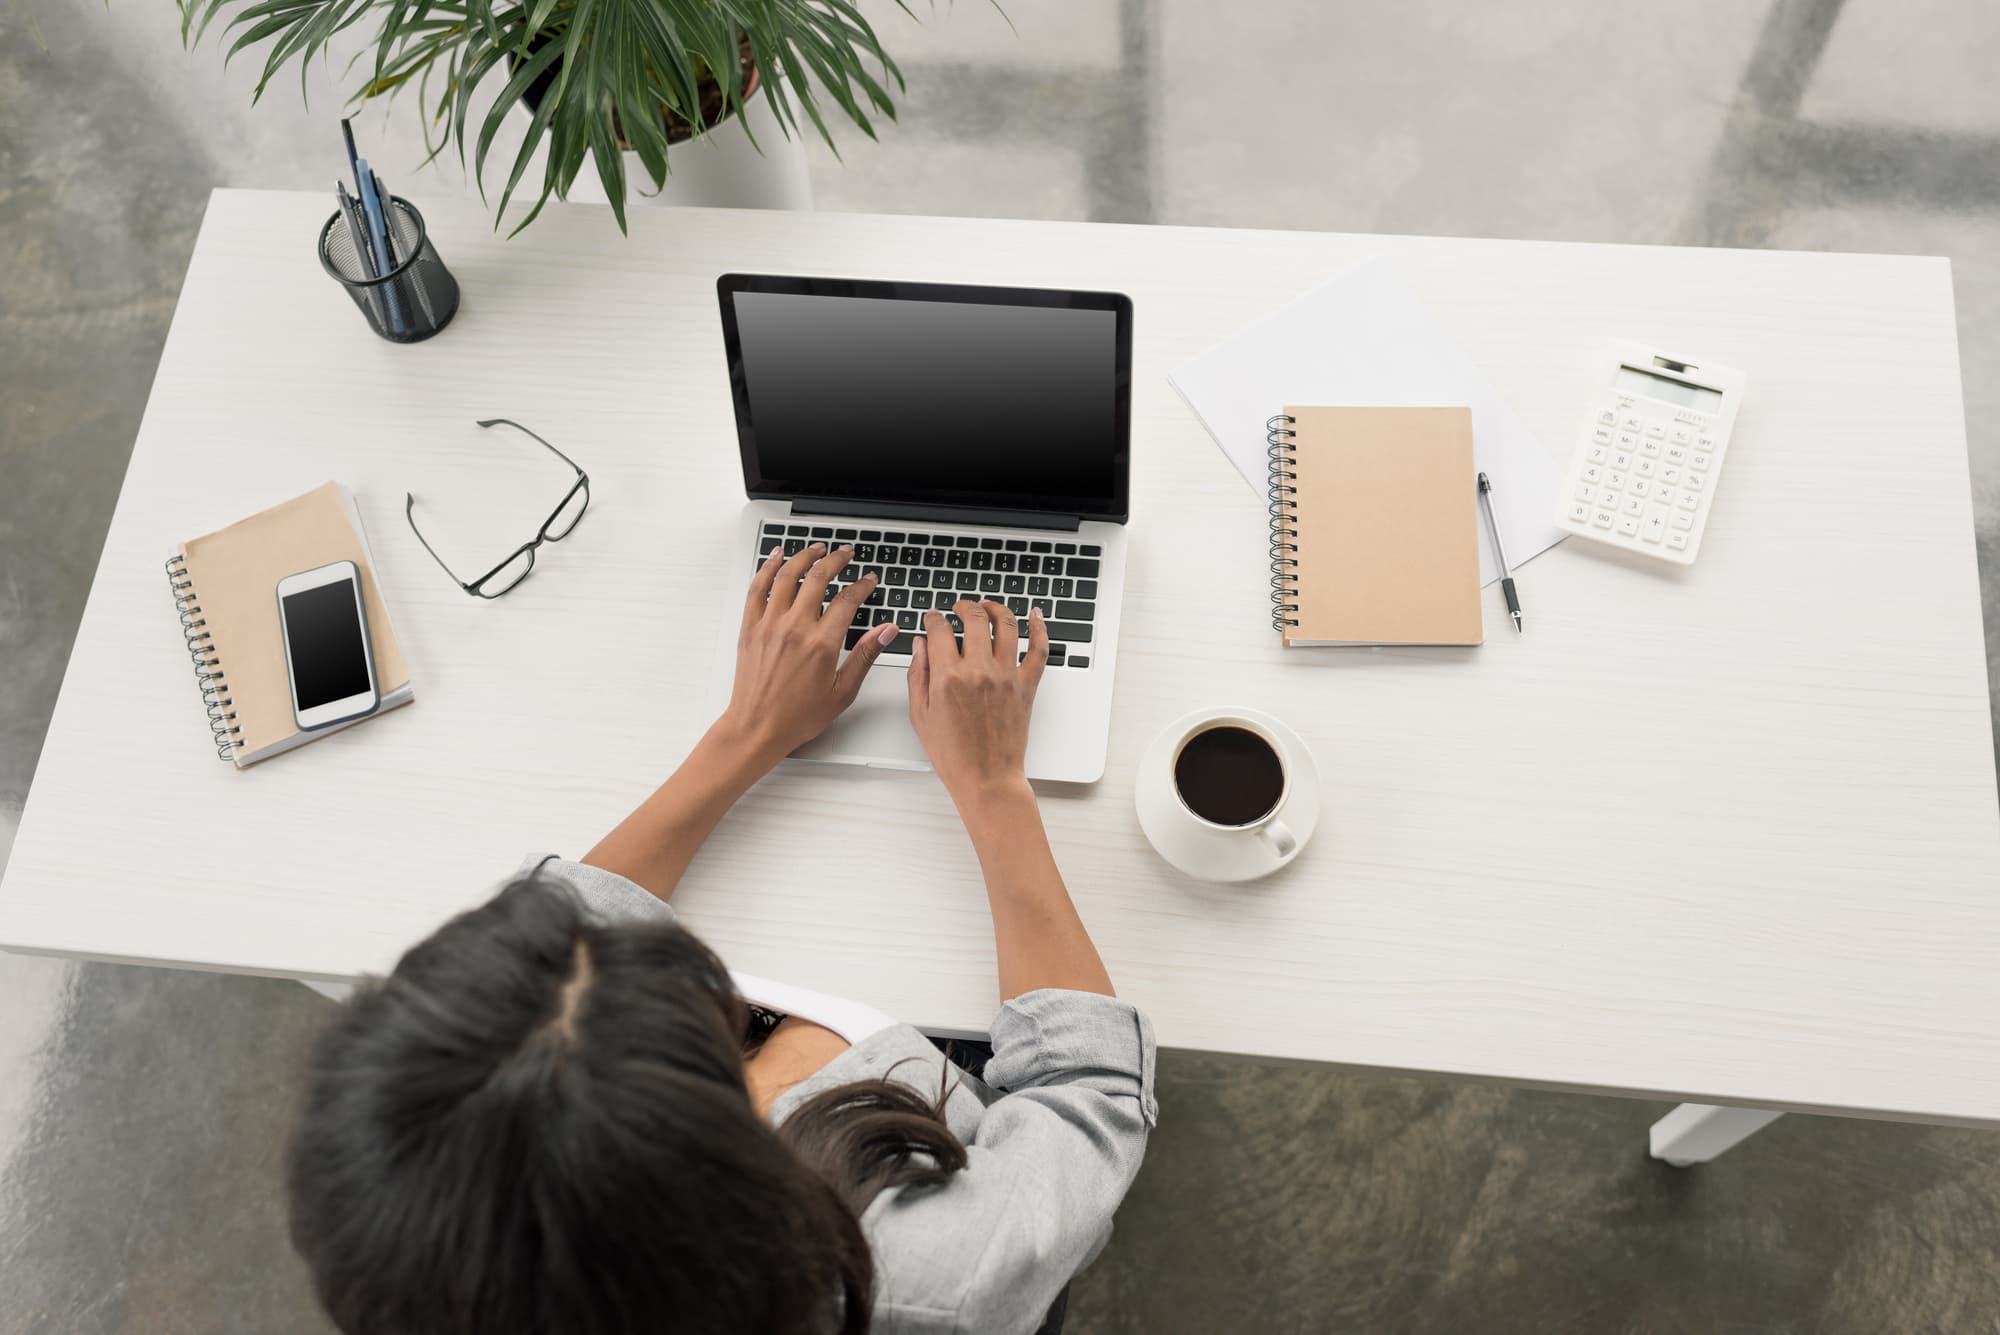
[
  {"xmin": 1267, "ymin": 413, "xmax": 1300, "ymax": 630},
  {"xmin": 166, "ymin": 555, "xmax": 240, "ymax": 760}
]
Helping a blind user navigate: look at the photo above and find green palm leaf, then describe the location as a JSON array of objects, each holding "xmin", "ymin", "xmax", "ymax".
[{"xmin": 177, "ymin": 0, "xmax": 929, "ymax": 234}]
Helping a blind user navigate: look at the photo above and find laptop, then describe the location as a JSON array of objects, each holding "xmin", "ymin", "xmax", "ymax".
[{"xmin": 713, "ymin": 273, "xmax": 1134, "ymax": 783}]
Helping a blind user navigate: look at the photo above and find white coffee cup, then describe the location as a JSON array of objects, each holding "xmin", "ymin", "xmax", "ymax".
[{"xmin": 1135, "ymin": 707, "xmax": 1321, "ymax": 883}]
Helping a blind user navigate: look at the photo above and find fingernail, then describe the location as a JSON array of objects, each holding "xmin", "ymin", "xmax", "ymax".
[
  {"xmin": 810, "ymin": 542, "xmax": 826, "ymax": 552},
  {"xmin": 1030, "ymin": 607, "xmax": 1043, "ymax": 620},
  {"xmin": 838, "ymin": 544, "xmax": 854, "ymax": 553},
  {"xmin": 877, "ymin": 623, "xmax": 897, "ymax": 644}
]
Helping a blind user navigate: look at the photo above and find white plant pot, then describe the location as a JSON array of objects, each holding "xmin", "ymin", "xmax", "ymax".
[{"xmin": 523, "ymin": 82, "xmax": 814, "ymax": 212}]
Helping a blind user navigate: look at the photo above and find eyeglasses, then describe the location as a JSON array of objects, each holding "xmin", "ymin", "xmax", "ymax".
[{"xmin": 406, "ymin": 419, "xmax": 591, "ymax": 598}]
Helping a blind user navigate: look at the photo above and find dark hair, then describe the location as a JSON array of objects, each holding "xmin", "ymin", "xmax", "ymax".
[{"xmin": 286, "ymin": 877, "xmax": 966, "ymax": 1335}]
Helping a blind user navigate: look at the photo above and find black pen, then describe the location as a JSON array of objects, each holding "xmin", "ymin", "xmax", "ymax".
[
  {"xmin": 341, "ymin": 118, "xmax": 362, "ymax": 195},
  {"xmin": 1476, "ymin": 471, "xmax": 1522, "ymax": 634},
  {"xmin": 335, "ymin": 182, "xmax": 377, "ymax": 276}
]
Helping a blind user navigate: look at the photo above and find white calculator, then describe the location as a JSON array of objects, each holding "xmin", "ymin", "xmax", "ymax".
[{"xmin": 1555, "ymin": 342, "xmax": 1746, "ymax": 565}]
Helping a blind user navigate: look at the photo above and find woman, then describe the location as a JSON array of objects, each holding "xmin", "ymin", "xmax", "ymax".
[{"xmin": 286, "ymin": 542, "xmax": 1157, "ymax": 1335}]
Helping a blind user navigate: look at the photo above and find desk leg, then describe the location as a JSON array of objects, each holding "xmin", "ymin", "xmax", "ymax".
[
  {"xmin": 1648, "ymin": 1103, "xmax": 1783, "ymax": 1166},
  {"xmin": 298, "ymin": 979, "xmax": 355, "ymax": 1003}
]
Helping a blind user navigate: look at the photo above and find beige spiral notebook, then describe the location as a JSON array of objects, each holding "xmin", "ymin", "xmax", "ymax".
[
  {"xmin": 1271, "ymin": 406, "xmax": 1484, "ymax": 647},
  {"xmin": 166, "ymin": 481, "xmax": 414, "ymax": 766}
]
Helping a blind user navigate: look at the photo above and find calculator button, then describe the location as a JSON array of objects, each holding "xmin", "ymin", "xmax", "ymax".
[
  {"xmin": 1684, "ymin": 472, "xmax": 1706, "ymax": 492},
  {"xmin": 1641, "ymin": 439, "xmax": 1662, "ymax": 457},
  {"xmin": 1689, "ymin": 452, "xmax": 1713, "ymax": 471},
  {"xmin": 1661, "ymin": 467, "xmax": 1681, "ymax": 485},
  {"xmin": 1629, "ymin": 479, "xmax": 1651, "ymax": 499},
  {"xmin": 1621, "ymin": 497, "xmax": 1643, "ymax": 517},
  {"xmin": 1616, "ymin": 515, "xmax": 1640, "ymax": 536},
  {"xmin": 1617, "ymin": 431, "xmax": 1641, "ymax": 451},
  {"xmin": 1587, "ymin": 445, "xmax": 1607, "ymax": 464},
  {"xmin": 1645, "ymin": 422, "xmax": 1667, "ymax": 439},
  {"xmin": 1620, "ymin": 413, "xmax": 1643, "ymax": 433},
  {"xmin": 1670, "ymin": 427, "xmax": 1692, "ymax": 446},
  {"xmin": 1654, "ymin": 487, "xmax": 1677, "ymax": 508},
  {"xmin": 1641, "ymin": 514, "xmax": 1666, "ymax": 543},
  {"xmin": 1598, "ymin": 409, "xmax": 1617, "ymax": 426},
  {"xmin": 1597, "ymin": 488, "xmax": 1619, "ymax": 507},
  {"xmin": 1672, "ymin": 512, "xmax": 1694, "ymax": 531},
  {"xmin": 1696, "ymin": 435, "xmax": 1715, "ymax": 451},
  {"xmin": 1666, "ymin": 532, "xmax": 1690, "ymax": 552},
  {"xmin": 1666, "ymin": 445, "xmax": 1688, "ymax": 464},
  {"xmin": 1568, "ymin": 501, "xmax": 1592, "ymax": 523},
  {"xmin": 1677, "ymin": 491, "xmax": 1699, "ymax": 511},
  {"xmin": 1582, "ymin": 465, "xmax": 1602, "ymax": 484},
  {"xmin": 1592, "ymin": 426, "xmax": 1614, "ymax": 445},
  {"xmin": 1575, "ymin": 483, "xmax": 1595, "ymax": 501},
  {"xmin": 1591, "ymin": 509, "xmax": 1616, "ymax": 529},
  {"xmin": 1611, "ymin": 451, "xmax": 1632, "ymax": 470},
  {"xmin": 1635, "ymin": 458, "xmax": 1656, "ymax": 478},
  {"xmin": 1606, "ymin": 471, "xmax": 1626, "ymax": 490}
]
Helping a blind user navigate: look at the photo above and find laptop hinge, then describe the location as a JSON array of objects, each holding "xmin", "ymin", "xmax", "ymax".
[{"xmin": 786, "ymin": 497, "xmax": 1082, "ymax": 532}]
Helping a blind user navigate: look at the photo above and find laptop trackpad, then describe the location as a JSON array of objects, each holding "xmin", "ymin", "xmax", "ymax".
[{"xmin": 791, "ymin": 668, "xmax": 932, "ymax": 770}]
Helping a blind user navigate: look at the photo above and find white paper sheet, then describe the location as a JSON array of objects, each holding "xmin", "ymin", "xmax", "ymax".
[{"xmin": 1167, "ymin": 257, "xmax": 1567, "ymax": 586}]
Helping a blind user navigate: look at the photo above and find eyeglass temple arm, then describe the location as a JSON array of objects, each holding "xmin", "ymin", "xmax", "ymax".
[
  {"xmin": 477, "ymin": 417, "xmax": 586, "ymax": 476},
  {"xmin": 405, "ymin": 493, "xmax": 476, "ymax": 592}
]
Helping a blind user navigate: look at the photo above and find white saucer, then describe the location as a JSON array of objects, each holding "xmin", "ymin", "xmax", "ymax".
[{"xmin": 1134, "ymin": 707, "xmax": 1322, "ymax": 883}]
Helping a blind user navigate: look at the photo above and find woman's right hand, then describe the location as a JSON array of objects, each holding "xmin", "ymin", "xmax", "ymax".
[
  {"xmin": 907, "ymin": 600, "xmax": 1049, "ymax": 802},
  {"xmin": 724, "ymin": 543, "xmax": 897, "ymax": 766}
]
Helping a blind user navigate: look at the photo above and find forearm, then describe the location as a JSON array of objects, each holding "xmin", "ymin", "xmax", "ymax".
[
  {"xmin": 582, "ymin": 720, "xmax": 775, "ymax": 901},
  {"xmin": 953, "ymin": 778, "xmax": 1114, "ymax": 1001}
]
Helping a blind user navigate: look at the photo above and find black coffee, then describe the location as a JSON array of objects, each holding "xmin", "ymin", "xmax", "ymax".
[{"xmin": 1173, "ymin": 725, "xmax": 1286, "ymax": 827}]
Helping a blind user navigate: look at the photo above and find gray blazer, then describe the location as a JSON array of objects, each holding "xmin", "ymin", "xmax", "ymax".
[{"xmin": 538, "ymin": 856, "xmax": 1159, "ymax": 1335}]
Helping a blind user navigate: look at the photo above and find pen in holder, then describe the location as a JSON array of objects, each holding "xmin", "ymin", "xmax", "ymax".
[{"xmin": 318, "ymin": 196, "xmax": 459, "ymax": 343}]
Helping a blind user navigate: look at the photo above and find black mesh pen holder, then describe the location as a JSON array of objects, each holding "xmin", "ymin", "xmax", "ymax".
[{"xmin": 318, "ymin": 197, "xmax": 459, "ymax": 343}]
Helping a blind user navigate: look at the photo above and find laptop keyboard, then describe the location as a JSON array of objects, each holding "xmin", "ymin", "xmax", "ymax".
[{"xmin": 755, "ymin": 521, "xmax": 1101, "ymax": 669}]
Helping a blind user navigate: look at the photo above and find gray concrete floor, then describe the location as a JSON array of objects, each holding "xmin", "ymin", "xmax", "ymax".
[{"xmin": 5, "ymin": 1, "xmax": 2000, "ymax": 1331}]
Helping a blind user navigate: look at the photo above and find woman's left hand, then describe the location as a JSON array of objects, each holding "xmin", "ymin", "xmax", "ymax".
[{"xmin": 722, "ymin": 543, "xmax": 897, "ymax": 765}]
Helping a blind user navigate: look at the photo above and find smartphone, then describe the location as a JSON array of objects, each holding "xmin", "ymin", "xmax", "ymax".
[{"xmin": 276, "ymin": 560, "xmax": 380, "ymax": 730}]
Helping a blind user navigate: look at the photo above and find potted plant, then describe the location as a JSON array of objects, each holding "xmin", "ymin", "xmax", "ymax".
[{"xmin": 178, "ymin": 0, "xmax": 906, "ymax": 233}]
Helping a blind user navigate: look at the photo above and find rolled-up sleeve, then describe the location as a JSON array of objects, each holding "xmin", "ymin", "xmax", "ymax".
[
  {"xmin": 517, "ymin": 854, "xmax": 675, "ymax": 926},
  {"xmin": 866, "ymin": 989, "xmax": 1157, "ymax": 1335},
  {"xmin": 984, "ymin": 988, "xmax": 1160, "ymax": 1129}
]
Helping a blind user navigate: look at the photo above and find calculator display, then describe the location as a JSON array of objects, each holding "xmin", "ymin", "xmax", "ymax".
[{"xmin": 1614, "ymin": 365, "xmax": 1723, "ymax": 413}]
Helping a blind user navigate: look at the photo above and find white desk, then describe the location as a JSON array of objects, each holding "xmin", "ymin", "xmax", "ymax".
[{"xmin": 6, "ymin": 190, "xmax": 1997, "ymax": 1161}]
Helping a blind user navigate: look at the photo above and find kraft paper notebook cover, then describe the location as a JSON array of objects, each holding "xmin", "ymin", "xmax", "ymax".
[
  {"xmin": 1272, "ymin": 406, "xmax": 1484, "ymax": 647},
  {"xmin": 166, "ymin": 481, "xmax": 413, "ymax": 766}
]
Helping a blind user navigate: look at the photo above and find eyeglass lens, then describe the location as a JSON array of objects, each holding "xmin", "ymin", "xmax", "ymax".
[
  {"xmin": 544, "ymin": 481, "xmax": 589, "ymax": 541},
  {"xmin": 479, "ymin": 547, "xmax": 535, "ymax": 597}
]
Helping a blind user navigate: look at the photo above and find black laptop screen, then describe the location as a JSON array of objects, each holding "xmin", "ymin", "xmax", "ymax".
[{"xmin": 719, "ymin": 276, "xmax": 1131, "ymax": 521}]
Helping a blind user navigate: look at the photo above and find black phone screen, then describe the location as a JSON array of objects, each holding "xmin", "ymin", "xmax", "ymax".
[{"xmin": 282, "ymin": 580, "xmax": 370, "ymax": 708}]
